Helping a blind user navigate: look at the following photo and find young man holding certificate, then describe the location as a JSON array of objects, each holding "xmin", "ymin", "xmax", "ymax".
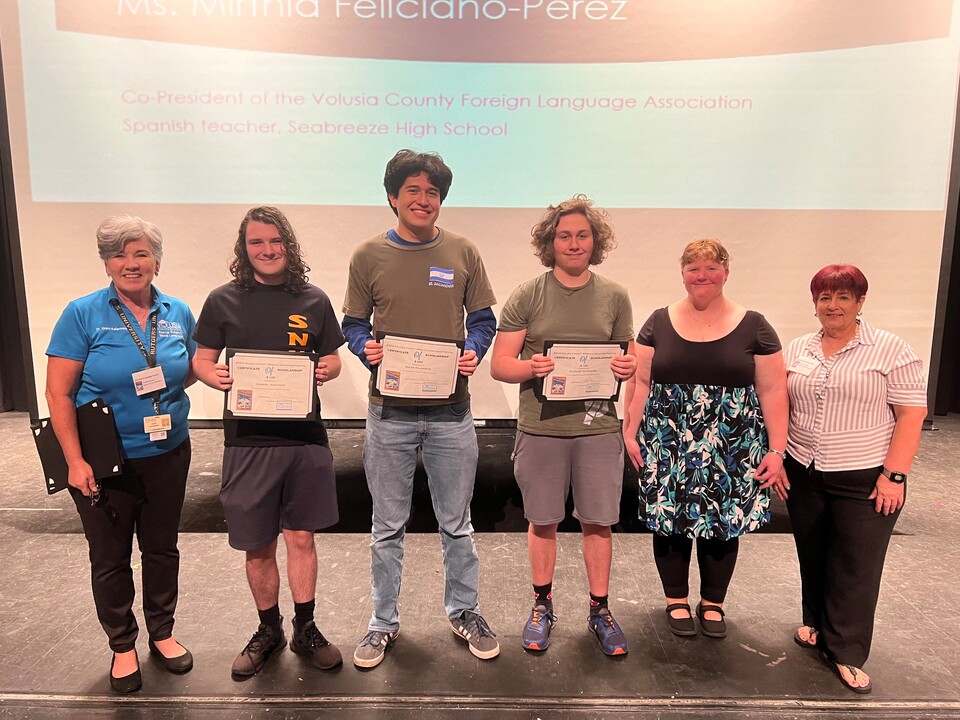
[
  {"xmin": 490, "ymin": 195, "xmax": 636, "ymax": 656},
  {"xmin": 192, "ymin": 207, "xmax": 346, "ymax": 678},
  {"xmin": 341, "ymin": 150, "xmax": 499, "ymax": 669}
]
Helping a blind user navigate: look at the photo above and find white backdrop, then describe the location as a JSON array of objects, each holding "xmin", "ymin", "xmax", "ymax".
[{"xmin": 2, "ymin": 0, "xmax": 957, "ymax": 419}]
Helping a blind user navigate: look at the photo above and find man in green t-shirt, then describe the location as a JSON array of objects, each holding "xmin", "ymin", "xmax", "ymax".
[
  {"xmin": 341, "ymin": 150, "xmax": 499, "ymax": 669},
  {"xmin": 491, "ymin": 195, "xmax": 636, "ymax": 656}
]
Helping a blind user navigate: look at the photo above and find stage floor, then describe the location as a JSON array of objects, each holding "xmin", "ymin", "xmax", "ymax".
[{"xmin": 1, "ymin": 412, "xmax": 959, "ymax": 719}]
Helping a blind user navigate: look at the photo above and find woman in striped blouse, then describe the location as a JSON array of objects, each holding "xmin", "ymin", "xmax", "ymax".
[{"xmin": 779, "ymin": 264, "xmax": 927, "ymax": 694}]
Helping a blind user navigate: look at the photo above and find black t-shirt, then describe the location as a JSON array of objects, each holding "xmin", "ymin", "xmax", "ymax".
[
  {"xmin": 194, "ymin": 281, "xmax": 345, "ymax": 446},
  {"xmin": 637, "ymin": 308, "xmax": 781, "ymax": 387}
]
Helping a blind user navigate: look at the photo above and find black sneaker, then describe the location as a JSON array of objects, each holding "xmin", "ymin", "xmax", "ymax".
[
  {"xmin": 291, "ymin": 620, "xmax": 342, "ymax": 670},
  {"xmin": 231, "ymin": 622, "xmax": 287, "ymax": 679}
]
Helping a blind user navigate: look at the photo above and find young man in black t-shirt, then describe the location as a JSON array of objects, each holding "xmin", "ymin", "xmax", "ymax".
[{"xmin": 193, "ymin": 207, "xmax": 345, "ymax": 679}]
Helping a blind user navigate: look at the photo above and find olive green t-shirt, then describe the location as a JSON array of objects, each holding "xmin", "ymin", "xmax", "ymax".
[
  {"xmin": 498, "ymin": 272, "xmax": 633, "ymax": 436},
  {"xmin": 343, "ymin": 229, "xmax": 497, "ymax": 406}
]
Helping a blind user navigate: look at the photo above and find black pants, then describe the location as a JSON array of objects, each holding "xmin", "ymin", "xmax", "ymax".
[
  {"xmin": 69, "ymin": 439, "xmax": 191, "ymax": 652},
  {"xmin": 652, "ymin": 534, "xmax": 740, "ymax": 603},
  {"xmin": 784, "ymin": 454, "xmax": 899, "ymax": 667}
]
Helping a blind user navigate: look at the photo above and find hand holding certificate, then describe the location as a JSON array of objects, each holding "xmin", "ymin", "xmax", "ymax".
[
  {"xmin": 541, "ymin": 341, "xmax": 628, "ymax": 401},
  {"xmin": 374, "ymin": 333, "xmax": 463, "ymax": 399},
  {"xmin": 225, "ymin": 349, "xmax": 318, "ymax": 419}
]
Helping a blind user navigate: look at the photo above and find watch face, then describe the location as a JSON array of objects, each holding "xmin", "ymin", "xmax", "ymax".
[{"xmin": 886, "ymin": 471, "xmax": 907, "ymax": 484}]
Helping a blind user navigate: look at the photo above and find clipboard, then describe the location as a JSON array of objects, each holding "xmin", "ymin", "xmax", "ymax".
[{"xmin": 33, "ymin": 399, "xmax": 124, "ymax": 495}]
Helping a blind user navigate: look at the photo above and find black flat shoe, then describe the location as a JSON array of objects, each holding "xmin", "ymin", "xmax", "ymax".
[
  {"xmin": 695, "ymin": 602, "xmax": 727, "ymax": 639},
  {"xmin": 149, "ymin": 639, "xmax": 194, "ymax": 674},
  {"xmin": 665, "ymin": 603, "xmax": 696, "ymax": 637},
  {"xmin": 110, "ymin": 652, "xmax": 142, "ymax": 694}
]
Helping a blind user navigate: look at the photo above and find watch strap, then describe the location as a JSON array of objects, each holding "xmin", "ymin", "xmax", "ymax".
[{"xmin": 881, "ymin": 468, "xmax": 907, "ymax": 484}]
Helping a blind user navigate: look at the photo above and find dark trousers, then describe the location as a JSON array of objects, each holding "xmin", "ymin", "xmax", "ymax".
[
  {"xmin": 69, "ymin": 439, "xmax": 191, "ymax": 652},
  {"xmin": 784, "ymin": 454, "xmax": 899, "ymax": 667},
  {"xmin": 652, "ymin": 534, "xmax": 740, "ymax": 603}
]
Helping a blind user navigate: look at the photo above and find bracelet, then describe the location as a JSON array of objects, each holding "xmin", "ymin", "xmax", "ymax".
[{"xmin": 768, "ymin": 449, "xmax": 786, "ymax": 459}]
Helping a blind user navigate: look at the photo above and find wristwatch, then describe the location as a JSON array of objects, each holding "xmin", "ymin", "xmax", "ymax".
[{"xmin": 881, "ymin": 468, "xmax": 907, "ymax": 484}]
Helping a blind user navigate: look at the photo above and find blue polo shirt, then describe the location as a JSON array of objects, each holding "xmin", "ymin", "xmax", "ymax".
[{"xmin": 46, "ymin": 283, "xmax": 196, "ymax": 459}]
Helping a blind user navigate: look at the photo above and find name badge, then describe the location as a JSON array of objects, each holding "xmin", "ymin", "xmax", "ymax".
[
  {"xmin": 789, "ymin": 356, "xmax": 820, "ymax": 377},
  {"xmin": 144, "ymin": 414, "xmax": 172, "ymax": 433},
  {"xmin": 149, "ymin": 431, "xmax": 168, "ymax": 442},
  {"xmin": 132, "ymin": 366, "xmax": 166, "ymax": 396}
]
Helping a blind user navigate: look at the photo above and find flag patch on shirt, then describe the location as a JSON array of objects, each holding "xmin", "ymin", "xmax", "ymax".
[{"xmin": 429, "ymin": 267, "xmax": 455, "ymax": 288}]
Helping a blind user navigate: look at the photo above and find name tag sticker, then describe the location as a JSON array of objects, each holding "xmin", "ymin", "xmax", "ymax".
[
  {"xmin": 132, "ymin": 366, "xmax": 167, "ymax": 396},
  {"xmin": 789, "ymin": 356, "xmax": 820, "ymax": 377},
  {"xmin": 144, "ymin": 414, "xmax": 172, "ymax": 433}
]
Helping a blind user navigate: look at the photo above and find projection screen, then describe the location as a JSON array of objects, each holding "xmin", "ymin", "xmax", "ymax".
[{"xmin": 2, "ymin": 1, "xmax": 958, "ymax": 420}]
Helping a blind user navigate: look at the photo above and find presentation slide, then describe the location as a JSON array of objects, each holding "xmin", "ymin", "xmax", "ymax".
[{"xmin": 2, "ymin": 0, "xmax": 958, "ymax": 419}]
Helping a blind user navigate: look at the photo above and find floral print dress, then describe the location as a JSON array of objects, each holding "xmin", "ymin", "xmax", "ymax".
[{"xmin": 636, "ymin": 309, "xmax": 781, "ymax": 540}]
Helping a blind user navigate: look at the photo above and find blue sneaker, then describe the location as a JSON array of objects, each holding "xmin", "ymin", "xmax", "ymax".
[
  {"xmin": 588, "ymin": 608, "xmax": 628, "ymax": 656},
  {"xmin": 521, "ymin": 604, "xmax": 557, "ymax": 651}
]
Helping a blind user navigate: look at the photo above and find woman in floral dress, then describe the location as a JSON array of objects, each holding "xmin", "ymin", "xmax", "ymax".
[{"xmin": 623, "ymin": 239, "xmax": 787, "ymax": 638}]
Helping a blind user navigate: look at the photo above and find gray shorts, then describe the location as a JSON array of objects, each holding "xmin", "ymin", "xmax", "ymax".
[
  {"xmin": 512, "ymin": 430, "xmax": 624, "ymax": 526},
  {"xmin": 220, "ymin": 444, "xmax": 338, "ymax": 551}
]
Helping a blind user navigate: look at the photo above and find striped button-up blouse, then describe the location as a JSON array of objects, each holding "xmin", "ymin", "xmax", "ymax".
[{"xmin": 784, "ymin": 320, "xmax": 927, "ymax": 472}]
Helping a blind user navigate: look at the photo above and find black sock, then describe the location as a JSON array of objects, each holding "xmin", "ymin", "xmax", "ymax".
[
  {"xmin": 258, "ymin": 604, "xmax": 282, "ymax": 633},
  {"xmin": 589, "ymin": 593, "xmax": 609, "ymax": 614},
  {"xmin": 533, "ymin": 583, "xmax": 553, "ymax": 610},
  {"xmin": 293, "ymin": 599, "xmax": 316, "ymax": 630}
]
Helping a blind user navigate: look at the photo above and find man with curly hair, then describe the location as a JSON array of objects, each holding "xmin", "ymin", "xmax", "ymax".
[
  {"xmin": 192, "ymin": 206, "xmax": 346, "ymax": 678},
  {"xmin": 342, "ymin": 150, "xmax": 499, "ymax": 668},
  {"xmin": 491, "ymin": 196, "xmax": 636, "ymax": 656}
]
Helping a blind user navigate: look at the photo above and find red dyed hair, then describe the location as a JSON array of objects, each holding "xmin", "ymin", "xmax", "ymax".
[{"xmin": 809, "ymin": 264, "xmax": 868, "ymax": 300}]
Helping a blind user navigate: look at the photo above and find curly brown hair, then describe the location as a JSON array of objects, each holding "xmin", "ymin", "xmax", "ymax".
[
  {"xmin": 230, "ymin": 206, "xmax": 310, "ymax": 294},
  {"xmin": 530, "ymin": 195, "xmax": 616, "ymax": 268},
  {"xmin": 383, "ymin": 149, "xmax": 453, "ymax": 215}
]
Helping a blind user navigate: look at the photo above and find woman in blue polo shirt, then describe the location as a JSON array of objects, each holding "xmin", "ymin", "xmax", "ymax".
[{"xmin": 45, "ymin": 215, "xmax": 196, "ymax": 693}]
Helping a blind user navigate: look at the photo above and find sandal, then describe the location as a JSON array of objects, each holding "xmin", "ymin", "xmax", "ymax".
[
  {"xmin": 820, "ymin": 650, "xmax": 872, "ymax": 694},
  {"xmin": 664, "ymin": 603, "xmax": 696, "ymax": 637},
  {"xmin": 695, "ymin": 601, "xmax": 727, "ymax": 639},
  {"xmin": 793, "ymin": 625, "xmax": 818, "ymax": 649}
]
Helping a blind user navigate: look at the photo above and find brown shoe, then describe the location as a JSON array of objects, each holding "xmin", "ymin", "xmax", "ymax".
[
  {"xmin": 291, "ymin": 620, "xmax": 342, "ymax": 670},
  {"xmin": 231, "ymin": 623, "xmax": 287, "ymax": 679}
]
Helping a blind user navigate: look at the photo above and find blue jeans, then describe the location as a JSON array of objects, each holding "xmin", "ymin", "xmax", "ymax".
[{"xmin": 364, "ymin": 401, "xmax": 480, "ymax": 632}]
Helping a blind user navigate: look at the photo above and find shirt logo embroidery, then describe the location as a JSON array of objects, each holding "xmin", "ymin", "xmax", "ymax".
[
  {"xmin": 157, "ymin": 319, "xmax": 185, "ymax": 339},
  {"xmin": 429, "ymin": 267, "xmax": 455, "ymax": 288}
]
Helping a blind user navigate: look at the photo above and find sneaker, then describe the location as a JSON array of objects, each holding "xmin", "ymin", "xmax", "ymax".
[
  {"xmin": 587, "ymin": 608, "xmax": 628, "ymax": 656},
  {"xmin": 291, "ymin": 620, "xmax": 343, "ymax": 670},
  {"xmin": 521, "ymin": 604, "xmax": 557, "ymax": 652},
  {"xmin": 231, "ymin": 622, "xmax": 287, "ymax": 679},
  {"xmin": 353, "ymin": 629, "xmax": 398, "ymax": 669},
  {"xmin": 450, "ymin": 610, "xmax": 500, "ymax": 660}
]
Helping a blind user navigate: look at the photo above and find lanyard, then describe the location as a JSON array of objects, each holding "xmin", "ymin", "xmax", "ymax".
[{"xmin": 110, "ymin": 299, "xmax": 162, "ymax": 416}]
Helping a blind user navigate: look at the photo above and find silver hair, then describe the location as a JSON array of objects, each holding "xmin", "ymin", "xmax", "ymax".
[{"xmin": 96, "ymin": 215, "xmax": 164, "ymax": 263}]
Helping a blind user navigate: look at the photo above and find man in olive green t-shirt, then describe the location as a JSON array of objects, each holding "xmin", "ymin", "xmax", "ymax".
[
  {"xmin": 491, "ymin": 195, "xmax": 637, "ymax": 657},
  {"xmin": 341, "ymin": 150, "xmax": 499, "ymax": 669}
]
